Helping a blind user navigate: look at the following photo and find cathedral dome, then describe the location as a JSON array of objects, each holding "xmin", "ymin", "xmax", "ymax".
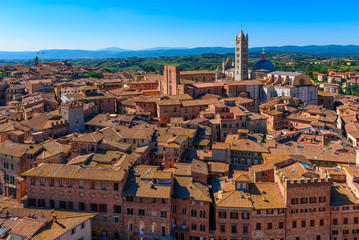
[
  {"xmin": 252, "ymin": 48, "xmax": 275, "ymax": 72},
  {"xmin": 252, "ymin": 60, "xmax": 276, "ymax": 71}
]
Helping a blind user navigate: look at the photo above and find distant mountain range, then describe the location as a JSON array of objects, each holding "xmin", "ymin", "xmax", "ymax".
[{"xmin": 1, "ymin": 45, "xmax": 359, "ymax": 59}]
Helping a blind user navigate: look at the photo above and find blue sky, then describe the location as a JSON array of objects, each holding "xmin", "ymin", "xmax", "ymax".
[{"xmin": 0, "ymin": 0, "xmax": 358, "ymax": 51}]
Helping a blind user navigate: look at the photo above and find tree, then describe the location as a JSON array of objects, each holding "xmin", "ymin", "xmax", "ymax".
[{"xmin": 86, "ymin": 72, "xmax": 103, "ymax": 79}]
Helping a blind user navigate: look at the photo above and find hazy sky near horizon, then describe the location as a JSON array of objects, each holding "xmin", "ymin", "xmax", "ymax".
[{"xmin": 0, "ymin": 0, "xmax": 358, "ymax": 51}]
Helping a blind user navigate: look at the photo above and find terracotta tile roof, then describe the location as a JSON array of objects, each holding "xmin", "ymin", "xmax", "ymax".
[
  {"xmin": 250, "ymin": 182, "xmax": 286, "ymax": 209},
  {"xmin": 36, "ymin": 141, "xmax": 71, "ymax": 160},
  {"xmin": 279, "ymin": 161, "xmax": 319, "ymax": 180},
  {"xmin": 21, "ymin": 163, "xmax": 128, "ymax": 182},
  {"xmin": 32, "ymin": 214, "xmax": 93, "ymax": 240},
  {"xmin": 173, "ymin": 176, "xmax": 212, "ymax": 202},
  {"xmin": 123, "ymin": 173, "xmax": 172, "ymax": 199},
  {"xmin": 331, "ymin": 182, "xmax": 359, "ymax": 206},
  {"xmin": 0, "ymin": 142, "xmax": 31, "ymax": 158},
  {"xmin": 215, "ymin": 190, "xmax": 252, "ymax": 209},
  {"xmin": 226, "ymin": 138, "xmax": 268, "ymax": 153},
  {"xmin": 180, "ymin": 70, "xmax": 216, "ymax": 75},
  {"xmin": 208, "ymin": 162, "xmax": 229, "ymax": 173}
]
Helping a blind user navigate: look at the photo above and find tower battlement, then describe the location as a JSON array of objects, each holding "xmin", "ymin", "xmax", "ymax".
[{"xmin": 60, "ymin": 101, "xmax": 84, "ymax": 109}]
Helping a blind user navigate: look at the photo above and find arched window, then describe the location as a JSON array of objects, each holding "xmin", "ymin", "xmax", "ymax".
[{"xmin": 152, "ymin": 223, "xmax": 157, "ymax": 233}]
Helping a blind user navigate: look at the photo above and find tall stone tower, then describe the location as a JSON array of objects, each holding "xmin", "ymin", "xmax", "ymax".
[
  {"xmin": 59, "ymin": 102, "xmax": 85, "ymax": 133},
  {"xmin": 161, "ymin": 66, "xmax": 181, "ymax": 95},
  {"xmin": 35, "ymin": 56, "xmax": 39, "ymax": 67},
  {"xmin": 235, "ymin": 30, "xmax": 249, "ymax": 81}
]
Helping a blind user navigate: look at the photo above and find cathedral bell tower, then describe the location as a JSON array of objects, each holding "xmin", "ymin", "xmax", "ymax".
[{"xmin": 235, "ymin": 29, "xmax": 249, "ymax": 81}]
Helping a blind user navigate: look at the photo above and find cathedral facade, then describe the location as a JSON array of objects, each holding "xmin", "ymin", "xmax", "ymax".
[{"xmin": 227, "ymin": 30, "xmax": 318, "ymax": 106}]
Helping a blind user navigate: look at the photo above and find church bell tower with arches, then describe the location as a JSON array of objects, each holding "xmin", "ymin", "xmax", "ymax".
[{"xmin": 235, "ymin": 29, "xmax": 249, "ymax": 81}]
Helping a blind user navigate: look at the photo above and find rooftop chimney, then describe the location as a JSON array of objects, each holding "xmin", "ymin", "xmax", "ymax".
[{"xmin": 52, "ymin": 213, "xmax": 57, "ymax": 223}]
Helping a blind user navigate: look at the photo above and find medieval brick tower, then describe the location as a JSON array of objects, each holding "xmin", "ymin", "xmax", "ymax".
[
  {"xmin": 59, "ymin": 102, "xmax": 84, "ymax": 133},
  {"xmin": 235, "ymin": 29, "xmax": 249, "ymax": 81},
  {"xmin": 161, "ymin": 66, "xmax": 181, "ymax": 95}
]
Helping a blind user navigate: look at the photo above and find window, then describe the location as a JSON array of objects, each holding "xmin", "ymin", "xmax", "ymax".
[
  {"xmin": 268, "ymin": 222, "xmax": 272, "ymax": 229},
  {"xmin": 172, "ymin": 204, "xmax": 176, "ymax": 213},
  {"xmin": 344, "ymin": 218, "xmax": 348, "ymax": 224},
  {"xmin": 200, "ymin": 210, "xmax": 206, "ymax": 218},
  {"xmin": 279, "ymin": 222, "xmax": 284, "ymax": 229},
  {"xmin": 333, "ymin": 218, "xmax": 338, "ymax": 225},
  {"xmin": 310, "ymin": 220, "xmax": 315, "ymax": 227},
  {"xmin": 114, "ymin": 205, "xmax": 121, "ymax": 214},
  {"xmin": 90, "ymin": 203, "xmax": 98, "ymax": 212},
  {"xmin": 343, "ymin": 229, "xmax": 349, "ymax": 235},
  {"xmin": 267, "ymin": 209, "xmax": 273, "ymax": 214},
  {"xmin": 59, "ymin": 179, "xmax": 64, "ymax": 187},
  {"xmin": 355, "ymin": 217, "xmax": 358, "ymax": 224},
  {"xmin": 182, "ymin": 206, "xmax": 186, "ymax": 214},
  {"xmin": 31, "ymin": 178, "xmax": 36, "ymax": 185},
  {"xmin": 139, "ymin": 209, "xmax": 145, "ymax": 216},
  {"xmin": 243, "ymin": 225, "xmax": 248, "ymax": 233},
  {"xmin": 152, "ymin": 198, "xmax": 156, "ymax": 203},
  {"xmin": 319, "ymin": 196, "xmax": 326, "ymax": 203},
  {"xmin": 126, "ymin": 196, "xmax": 133, "ymax": 202},
  {"xmin": 230, "ymin": 212, "xmax": 238, "ymax": 219},
  {"xmin": 128, "ymin": 223, "xmax": 133, "ymax": 232},
  {"xmin": 309, "ymin": 197, "xmax": 316, "ymax": 203},
  {"xmin": 200, "ymin": 224, "xmax": 205, "ymax": 232},
  {"xmin": 320, "ymin": 219, "xmax": 324, "ymax": 226},
  {"xmin": 127, "ymin": 208, "xmax": 133, "ymax": 215},
  {"xmin": 161, "ymin": 211, "xmax": 167, "ymax": 218},
  {"xmin": 291, "ymin": 198, "xmax": 298, "ymax": 205},
  {"xmin": 300, "ymin": 198, "xmax": 308, "ymax": 204},
  {"xmin": 191, "ymin": 223, "xmax": 197, "ymax": 231},
  {"xmin": 191, "ymin": 209, "xmax": 197, "ymax": 217},
  {"xmin": 242, "ymin": 211, "xmax": 250, "ymax": 220},
  {"xmin": 114, "ymin": 217, "xmax": 119, "ymax": 223},
  {"xmin": 220, "ymin": 224, "xmax": 225, "ymax": 233},
  {"xmin": 256, "ymin": 223, "xmax": 261, "ymax": 230},
  {"xmin": 219, "ymin": 211, "xmax": 227, "ymax": 219},
  {"xmin": 79, "ymin": 202, "xmax": 85, "ymax": 211},
  {"xmin": 343, "ymin": 206, "xmax": 349, "ymax": 210},
  {"xmin": 292, "ymin": 221, "xmax": 297, "ymax": 228},
  {"xmin": 71, "ymin": 229, "xmax": 76, "ymax": 235},
  {"xmin": 113, "ymin": 183, "xmax": 119, "ymax": 191},
  {"xmin": 101, "ymin": 182, "xmax": 107, "ymax": 190},
  {"xmin": 81, "ymin": 223, "xmax": 85, "ymax": 229},
  {"xmin": 99, "ymin": 204, "xmax": 107, "ymax": 213},
  {"xmin": 301, "ymin": 220, "xmax": 306, "ymax": 228},
  {"xmin": 102, "ymin": 216, "xmax": 108, "ymax": 222},
  {"xmin": 68, "ymin": 179, "xmax": 72, "ymax": 188},
  {"xmin": 79, "ymin": 180, "xmax": 84, "ymax": 188},
  {"xmin": 90, "ymin": 181, "xmax": 95, "ymax": 189},
  {"xmin": 40, "ymin": 178, "xmax": 45, "ymax": 185},
  {"xmin": 231, "ymin": 225, "xmax": 237, "ymax": 233}
]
